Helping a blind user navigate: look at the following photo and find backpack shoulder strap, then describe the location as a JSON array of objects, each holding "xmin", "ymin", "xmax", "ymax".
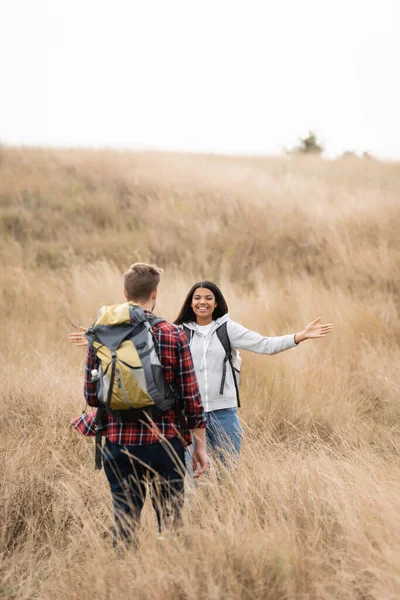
[
  {"xmin": 182, "ymin": 325, "xmax": 193, "ymax": 344},
  {"xmin": 148, "ymin": 316, "xmax": 166, "ymax": 328},
  {"xmin": 146, "ymin": 315, "xmax": 186, "ymax": 420},
  {"xmin": 129, "ymin": 304, "xmax": 147, "ymax": 326},
  {"xmin": 146, "ymin": 316, "xmax": 167, "ymax": 356},
  {"xmin": 216, "ymin": 322, "xmax": 241, "ymax": 408},
  {"xmin": 216, "ymin": 321, "xmax": 231, "ymax": 355}
]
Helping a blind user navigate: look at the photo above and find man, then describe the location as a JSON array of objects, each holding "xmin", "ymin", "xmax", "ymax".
[{"xmin": 71, "ymin": 263, "xmax": 207, "ymax": 543}]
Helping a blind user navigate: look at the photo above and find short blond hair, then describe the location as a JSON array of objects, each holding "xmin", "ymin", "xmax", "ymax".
[{"xmin": 123, "ymin": 262, "xmax": 163, "ymax": 302}]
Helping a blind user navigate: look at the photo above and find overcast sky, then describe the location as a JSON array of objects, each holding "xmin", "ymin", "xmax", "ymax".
[{"xmin": 1, "ymin": 0, "xmax": 399, "ymax": 159}]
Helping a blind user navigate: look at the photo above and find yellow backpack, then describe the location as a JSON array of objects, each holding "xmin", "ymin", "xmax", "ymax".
[{"xmin": 86, "ymin": 302, "xmax": 179, "ymax": 468}]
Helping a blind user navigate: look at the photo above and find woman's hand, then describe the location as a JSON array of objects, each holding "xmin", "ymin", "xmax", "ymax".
[
  {"xmin": 69, "ymin": 326, "xmax": 89, "ymax": 347},
  {"xmin": 294, "ymin": 318, "xmax": 333, "ymax": 344}
]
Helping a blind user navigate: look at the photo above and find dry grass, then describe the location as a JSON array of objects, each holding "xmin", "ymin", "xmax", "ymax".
[{"xmin": 1, "ymin": 146, "xmax": 400, "ymax": 599}]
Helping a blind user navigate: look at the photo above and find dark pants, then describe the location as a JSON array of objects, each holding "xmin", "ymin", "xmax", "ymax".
[{"xmin": 103, "ymin": 437, "xmax": 185, "ymax": 543}]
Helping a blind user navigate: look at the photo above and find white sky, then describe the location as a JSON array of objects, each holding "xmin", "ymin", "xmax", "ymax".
[{"xmin": 1, "ymin": 0, "xmax": 399, "ymax": 159}]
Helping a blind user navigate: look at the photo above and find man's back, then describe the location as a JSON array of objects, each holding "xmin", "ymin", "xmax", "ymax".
[{"xmin": 72, "ymin": 310, "xmax": 205, "ymax": 447}]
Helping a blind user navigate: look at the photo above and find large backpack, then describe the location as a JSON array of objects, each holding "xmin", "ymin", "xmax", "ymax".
[
  {"xmin": 183, "ymin": 322, "xmax": 241, "ymax": 408},
  {"xmin": 86, "ymin": 302, "xmax": 180, "ymax": 469}
]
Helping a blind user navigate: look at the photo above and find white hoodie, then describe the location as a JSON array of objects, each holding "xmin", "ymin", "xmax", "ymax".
[{"xmin": 183, "ymin": 314, "xmax": 297, "ymax": 412}]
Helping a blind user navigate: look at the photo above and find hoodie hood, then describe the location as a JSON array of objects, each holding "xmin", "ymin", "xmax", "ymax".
[{"xmin": 183, "ymin": 313, "xmax": 231, "ymax": 332}]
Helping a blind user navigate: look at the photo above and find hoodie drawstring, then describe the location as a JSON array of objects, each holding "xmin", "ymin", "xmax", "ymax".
[{"xmin": 200, "ymin": 332, "xmax": 214, "ymax": 371}]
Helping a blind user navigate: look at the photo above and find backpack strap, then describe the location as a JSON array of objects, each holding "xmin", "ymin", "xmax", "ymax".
[
  {"xmin": 182, "ymin": 325, "xmax": 193, "ymax": 344},
  {"xmin": 148, "ymin": 317, "xmax": 165, "ymax": 326},
  {"xmin": 94, "ymin": 349, "xmax": 117, "ymax": 470},
  {"xmin": 216, "ymin": 322, "xmax": 241, "ymax": 408},
  {"xmin": 149, "ymin": 315, "xmax": 186, "ymax": 432},
  {"xmin": 147, "ymin": 316, "xmax": 165, "ymax": 357},
  {"xmin": 94, "ymin": 405, "xmax": 106, "ymax": 470}
]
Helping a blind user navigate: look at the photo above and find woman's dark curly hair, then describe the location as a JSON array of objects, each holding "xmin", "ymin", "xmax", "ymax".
[{"xmin": 174, "ymin": 280, "xmax": 229, "ymax": 325}]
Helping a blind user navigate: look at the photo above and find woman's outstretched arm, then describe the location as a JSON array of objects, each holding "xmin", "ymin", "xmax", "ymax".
[{"xmin": 227, "ymin": 318, "xmax": 332, "ymax": 354}]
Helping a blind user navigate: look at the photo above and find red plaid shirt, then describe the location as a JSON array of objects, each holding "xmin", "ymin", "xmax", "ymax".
[{"xmin": 71, "ymin": 310, "xmax": 205, "ymax": 446}]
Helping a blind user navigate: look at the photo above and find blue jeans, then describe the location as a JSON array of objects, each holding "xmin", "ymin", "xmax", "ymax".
[
  {"xmin": 103, "ymin": 437, "xmax": 185, "ymax": 543},
  {"xmin": 206, "ymin": 407, "xmax": 242, "ymax": 463},
  {"xmin": 186, "ymin": 407, "xmax": 242, "ymax": 475}
]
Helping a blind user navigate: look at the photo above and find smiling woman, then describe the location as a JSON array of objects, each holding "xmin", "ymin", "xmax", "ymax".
[
  {"xmin": 174, "ymin": 280, "xmax": 333, "ymax": 466},
  {"xmin": 192, "ymin": 288, "xmax": 218, "ymax": 323},
  {"xmin": 175, "ymin": 281, "xmax": 229, "ymax": 326}
]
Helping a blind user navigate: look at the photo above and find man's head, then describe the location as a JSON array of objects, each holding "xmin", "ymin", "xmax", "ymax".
[{"xmin": 123, "ymin": 262, "xmax": 163, "ymax": 310}]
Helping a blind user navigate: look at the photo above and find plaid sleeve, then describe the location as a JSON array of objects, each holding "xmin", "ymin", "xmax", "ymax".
[
  {"xmin": 176, "ymin": 329, "xmax": 206, "ymax": 430},
  {"xmin": 71, "ymin": 410, "xmax": 97, "ymax": 436},
  {"xmin": 84, "ymin": 345, "xmax": 99, "ymax": 407}
]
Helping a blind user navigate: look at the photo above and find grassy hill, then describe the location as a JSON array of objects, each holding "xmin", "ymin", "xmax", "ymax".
[{"xmin": 1, "ymin": 146, "xmax": 400, "ymax": 599}]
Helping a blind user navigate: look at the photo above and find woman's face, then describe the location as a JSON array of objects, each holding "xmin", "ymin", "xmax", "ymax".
[{"xmin": 191, "ymin": 287, "xmax": 217, "ymax": 323}]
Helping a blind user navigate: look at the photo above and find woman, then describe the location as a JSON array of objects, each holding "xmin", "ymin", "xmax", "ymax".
[{"xmin": 174, "ymin": 281, "xmax": 332, "ymax": 463}]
